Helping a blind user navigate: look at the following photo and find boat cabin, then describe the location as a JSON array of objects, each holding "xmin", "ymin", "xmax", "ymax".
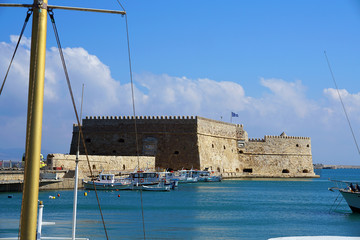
[{"xmin": 97, "ymin": 173, "xmax": 115, "ymax": 183}]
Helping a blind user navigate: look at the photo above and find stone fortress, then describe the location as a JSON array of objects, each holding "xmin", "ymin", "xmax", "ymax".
[{"xmin": 66, "ymin": 115, "xmax": 316, "ymax": 178}]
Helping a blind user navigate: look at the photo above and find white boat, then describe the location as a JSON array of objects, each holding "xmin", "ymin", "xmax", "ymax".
[
  {"xmin": 175, "ymin": 169, "xmax": 198, "ymax": 183},
  {"xmin": 127, "ymin": 171, "xmax": 177, "ymax": 190},
  {"xmin": 127, "ymin": 171, "xmax": 162, "ymax": 190},
  {"xmin": 158, "ymin": 171, "xmax": 179, "ymax": 188},
  {"xmin": 191, "ymin": 170, "xmax": 222, "ymax": 182},
  {"xmin": 83, "ymin": 172, "xmax": 132, "ymax": 190},
  {"xmin": 142, "ymin": 180, "xmax": 171, "ymax": 192},
  {"xmin": 329, "ymin": 180, "xmax": 360, "ymax": 213}
]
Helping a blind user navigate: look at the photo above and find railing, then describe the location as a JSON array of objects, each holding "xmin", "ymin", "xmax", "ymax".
[{"xmin": 0, "ymin": 160, "xmax": 24, "ymax": 170}]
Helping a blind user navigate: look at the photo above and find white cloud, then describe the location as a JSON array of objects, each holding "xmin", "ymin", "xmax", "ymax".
[
  {"xmin": 134, "ymin": 73, "xmax": 250, "ymax": 118},
  {"xmin": 323, "ymin": 88, "xmax": 360, "ymax": 116},
  {"xmin": 258, "ymin": 78, "xmax": 316, "ymax": 118},
  {"xmin": 1, "ymin": 36, "xmax": 360, "ymax": 164},
  {"xmin": 10, "ymin": 35, "xmax": 31, "ymax": 48}
]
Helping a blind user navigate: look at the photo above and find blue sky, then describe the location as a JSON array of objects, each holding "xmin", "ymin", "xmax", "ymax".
[{"xmin": 1, "ymin": 0, "xmax": 360, "ymax": 165}]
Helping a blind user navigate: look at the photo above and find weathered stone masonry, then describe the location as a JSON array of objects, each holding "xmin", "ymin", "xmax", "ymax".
[{"xmin": 69, "ymin": 116, "xmax": 316, "ymax": 178}]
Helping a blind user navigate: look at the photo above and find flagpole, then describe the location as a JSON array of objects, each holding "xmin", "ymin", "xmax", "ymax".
[{"xmin": 230, "ymin": 112, "xmax": 232, "ymax": 123}]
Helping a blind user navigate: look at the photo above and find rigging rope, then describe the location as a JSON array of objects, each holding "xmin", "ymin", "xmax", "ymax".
[
  {"xmin": 324, "ymin": 51, "xmax": 360, "ymax": 156},
  {"xmin": 0, "ymin": 9, "xmax": 32, "ymax": 96},
  {"xmin": 47, "ymin": 9, "xmax": 109, "ymax": 240},
  {"xmin": 116, "ymin": 1, "xmax": 146, "ymax": 239}
]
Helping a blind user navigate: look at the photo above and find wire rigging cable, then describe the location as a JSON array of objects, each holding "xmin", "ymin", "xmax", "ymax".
[
  {"xmin": 116, "ymin": 1, "xmax": 147, "ymax": 239},
  {"xmin": 47, "ymin": 9, "xmax": 109, "ymax": 240},
  {"xmin": 324, "ymin": 51, "xmax": 360, "ymax": 156},
  {"xmin": 0, "ymin": 9, "xmax": 32, "ymax": 96}
]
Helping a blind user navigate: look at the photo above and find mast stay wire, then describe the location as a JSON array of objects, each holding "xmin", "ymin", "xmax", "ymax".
[
  {"xmin": 324, "ymin": 51, "xmax": 360, "ymax": 156},
  {"xmin": 116, "ymin": 1, "xmax": 146, "ymax": 239},
  {"xmin": 47, "ymin": 9, "xmax": 109, "ymax": 240},
  {"xmin": 0, "ymin": 8, "xmax": 33, "ymax": 96}
]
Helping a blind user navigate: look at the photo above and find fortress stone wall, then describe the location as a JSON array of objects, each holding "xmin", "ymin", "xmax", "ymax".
[
  {"xmin": 196, "ymin": 118, "xmax": 245, "ymax": 174},
  {"xmin": 69, "ymin": 116, "xmax": 316, "ymax": 178},
  {"xmin": 70, "ymin": 116, "xmax": 200, "ymax": 170},
  {"xmin": 47, "ymin": 154, "xmax": 155, "ymax": 178},
  {"xmin": 239, "ymin": 135, "xmax": 313, "ymax": 177}
]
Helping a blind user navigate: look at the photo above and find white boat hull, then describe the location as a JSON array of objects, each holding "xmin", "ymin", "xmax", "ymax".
[
  {"xmin": 340, "ymin": 190, "xmax": 360, "ymax": 213},
  {"xmin": 83, "ymin": 181, "xmax": 131, "ymax": 190}
]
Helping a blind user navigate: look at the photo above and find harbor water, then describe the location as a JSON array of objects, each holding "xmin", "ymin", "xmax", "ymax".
[{"xmin": 1, "ymin": 169, "xmax": 360, "ymax": 239}]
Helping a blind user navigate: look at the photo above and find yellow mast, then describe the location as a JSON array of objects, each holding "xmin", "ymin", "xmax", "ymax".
[{"xmin": 20, "ymin": 0, "xmax": 48, "ymax": 239}]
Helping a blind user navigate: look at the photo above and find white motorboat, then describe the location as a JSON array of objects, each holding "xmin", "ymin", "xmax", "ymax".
[
  {"xmin": 158, "ymin": 171, "xmax": 179, "ymax": 188},
  {"xmin": 127, "ymin": 171, "xmax": 162, "ymax": 190},
  {"xmin": 329, "ymin": 180, "xmax": 360, "ymax": 213},
  {"xmin": 191, "ymin": 170, "xmax": 222, "ymax": 182},
  {"xmin": 83, "ymin": 172, "xmax": 131, "ymax": 190},
  {"xmin": 175, "ymin": 169, "xmax": 198, "ymax": 183},
  {"xmin": 142, "ymin": 180, "xmax": 171, "ymax": 192}
]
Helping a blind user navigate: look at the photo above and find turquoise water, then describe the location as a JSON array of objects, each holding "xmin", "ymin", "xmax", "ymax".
[{"xmin": 1, "ymin": 169, "xmax": 360, "ymax": 239}]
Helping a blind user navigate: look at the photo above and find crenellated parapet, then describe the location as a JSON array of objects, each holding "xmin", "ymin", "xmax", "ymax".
[
  {"xmin": 248, "ymin": 135, "xmax": 310, "ymax": 142},
  {"xmin": 85, "ymin": 115, "xmax": 197, "ymax": 120},
  {"xmin": 264, "ymin": 135, "xmax": 310, "ymax": 140},
  {"xmin": 248, "ymin": 138, "xmax": 265, "ymax": 142}
]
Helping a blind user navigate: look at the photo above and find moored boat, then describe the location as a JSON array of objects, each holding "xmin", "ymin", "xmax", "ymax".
[
  {"xmin": 142, "ymin": 179, "xmax": 171, "ymax": 192},
  {"xmin": 128, "ymin": 171, "xmax": 162, "ymax": 190},
  {"xmin": 329, "ymin": 180, "xmax": 360, "ymax": 213},
  {"xmin": 83, "ymin": 172, "xmax": 131, "ymax": 190},
  {"xmin": 175, "ymin": 169, "xmax": 198, "ymax": 183},
  {"xmin": 158, "ymin": 171, "xmax": 179, "ymax": 188},
  {"xmin": 191, "ymin": 170, "xmax": 222, "ymax": 182}
]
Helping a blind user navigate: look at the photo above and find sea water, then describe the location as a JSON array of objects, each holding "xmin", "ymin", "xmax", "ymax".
[{"xmin": 1, "ymin": 169, "xmax": 360, "ymax": 240}]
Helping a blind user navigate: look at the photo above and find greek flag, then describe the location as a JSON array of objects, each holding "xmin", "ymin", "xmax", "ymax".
[{"xmin": 231, "ymin": 112, "xmax": 239, "ymax": 117}]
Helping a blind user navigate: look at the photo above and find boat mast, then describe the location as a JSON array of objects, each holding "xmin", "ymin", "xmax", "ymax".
[
  {"xmin": 20, "ymin": 0, "xmax": 48, "ymax": 239},
  {"xmin": 72, "ymin": 84, "xmax": 84, "ymax": 240}
]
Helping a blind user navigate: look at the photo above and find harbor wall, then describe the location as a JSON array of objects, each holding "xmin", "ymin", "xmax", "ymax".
[{"xmin": 47, "ymin": 154, "xmax": 155, "ymax": 178}]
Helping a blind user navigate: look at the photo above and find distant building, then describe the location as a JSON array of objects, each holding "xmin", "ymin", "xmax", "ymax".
[{"xmin": 69, "ymin": 116, "xmax": 316, "ymax": 178}]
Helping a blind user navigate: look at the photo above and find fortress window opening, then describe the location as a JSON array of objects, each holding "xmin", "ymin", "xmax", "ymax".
[{"xmin": 237, "ymin": 140, "xmax": 245, "ymax": 148}]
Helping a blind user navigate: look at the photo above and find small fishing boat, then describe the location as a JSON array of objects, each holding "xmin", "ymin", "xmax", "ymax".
[
  {"xmin": 142, "ymin": 180, "xmax": 171, "ymax": 192},
  {"xmin": 83, "ymin": 172, "xmax": 131, "ymax": 190},
  {"xmin": 191, "ymin": 170, "xmax": 222, "ymax": 182},
  {"xmin": 329, "ymin": 180, "xmax": 360, "ymax": 213},
  {"xmin": 127, "ymin": 171, "xmax": 162, "ymax": 190},
  {"xmin": 175, "ymin": 169, "xmax": 198, "ymax": 183},
  {"xmin": 158, "ymin": 171, "xmax": 179, "ymax": 188}
]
